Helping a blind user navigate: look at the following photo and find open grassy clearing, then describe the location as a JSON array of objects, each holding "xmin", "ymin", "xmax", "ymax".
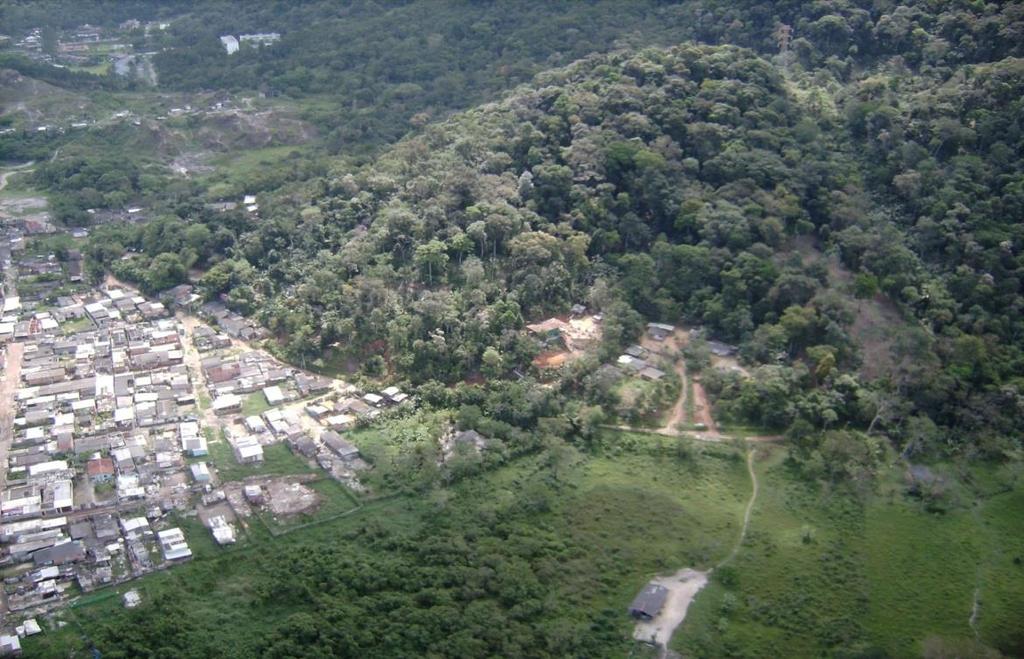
[
  {"xmin": 23, "ymin": 434, "xmax": 748, "ymax": 655},
  {"xmin": 240, "ymin": 391, "xmax": 271, "ymax": 417},
  {"xmin": 674, "ymin": 448, "xmax": 1024, "ymax": 657},
  {"xmin": 203, "ymin": 144, "xmax": 313, "ymax": 190},
  {"xmin": 207, "ymin": 440, "xmax": 315, "ymax": 484},
  {"xmin": 67, "ymin": 62, "xmax": 112, "ymax": 76},
  {"xmin": 551, "ymin": 441, "xmax": 750, "ymax": 620}
]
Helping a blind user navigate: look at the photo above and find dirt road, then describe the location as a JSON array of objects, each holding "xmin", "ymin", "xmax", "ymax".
[
  {"xmin": 176, "ymin": 313, "xmax": 221, "ymax": 431},
  {"xmin": 0, "ymin": 161, "xmax": 35, "ymax": 192},
  {"xmin": 633, "ymin": 449, "xmax": 761, "ymax": 655},
  {"xmin": 0, "ymin": 342, "xmax": 24, "ymax": 491},
  {"xmin": 690, "ymin": 379, "xmax": 718, "ymax": 434},
  {"xmin": 658, "ymin": 360, "xmax": 688, "ymax": 433}
]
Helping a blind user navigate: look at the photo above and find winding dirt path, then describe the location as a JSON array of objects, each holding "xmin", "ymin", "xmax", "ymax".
[
  {"xmin": 0, "ymin": 161, "xmax": 35, "ymax": 192},
  {"xmin": 719, "ymin": 449, "xmax": 759, "ymax": 568},
  {"xmin": 690, "ymin": 378, "xmax": 718, "ymax": 434},
  {"xmin": 633, "ymin": 449, "xmax": 761, "ymax": 656},
  {"xmin": 659, "ymin": 360, "xmax": 688, "ymax": 433}
]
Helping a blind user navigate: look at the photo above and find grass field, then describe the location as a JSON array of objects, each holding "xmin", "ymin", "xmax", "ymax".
[
  {"xmin": 207, "ymin": 440, "xmax": 315, "ymax": 483},
  {"xmin": 204, "ymin": 144, "xmax": 313, "ymax": 191},
  {"xmin": 19, "ymin": 432, "xmax": 1024, "ymax": 657},
  {"xmin": 68, "ymin": 62, "xmax": 111, "ymax": 76},
  {"xmin": 61, "ymin": 316, "xmax": 94, "ymax": 334},
  {"xmin": 241, "ymin": 391, "xmax": 272, "ymax": 417},
  {"xmin": 674, "ymin": 447, "xmax": 1024, "ymax": 657}
]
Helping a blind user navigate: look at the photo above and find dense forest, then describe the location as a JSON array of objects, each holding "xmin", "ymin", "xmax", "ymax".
[
  {"xmin": 4, "ymin": 0, "xmax": 1024, "ymax": 655},
  {"xmin": 83, "ymin": 8, "xmax": 1024, "ymax": 465}
]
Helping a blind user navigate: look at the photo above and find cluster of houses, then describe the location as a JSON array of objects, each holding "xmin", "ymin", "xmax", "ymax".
[
  {"xmin": 7, "ymin": 20, "xmax": 166, "ymax": 74},
  {"xmin": 199, "ymin": 301, "xmax": 267, "ymax": 342},
  {"xmin": 616, "ymin": 344, "xmax": 667, "ymax": 382},
  {"xmin": 1, "ymin": 507, "xmax": 194, "ymax": 616},
  {"xmin": 0, "ymin": 234, "xmax": 417, "ymax": 638},
  {"xmin": 0, "ymin": 283, "xmax": 205, "ymax": 620},
  {"xmin": 199, "ymin": 349, "xmax": 333, "ymax": 417}
]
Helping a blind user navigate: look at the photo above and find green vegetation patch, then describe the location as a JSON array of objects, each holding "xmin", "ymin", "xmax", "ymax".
[
  {"xmin": 675, "ymin": 451, "xmax": 1024, "ymax": 657},
  {"xmin": 241, "ymin": 391, "xmax": 272, "ymax": 417},
  {"xmin": 208, "ymin": 440, "xmax": 314, "ymax": 484}
]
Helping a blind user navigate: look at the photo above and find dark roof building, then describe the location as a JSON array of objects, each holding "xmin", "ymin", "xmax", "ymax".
[
  {"xmin": 33, "ymin": 541, "xmax": 86, "ymax": 566},
  {"xmin": 628, "ymin": 583, "xmax": 669, "ymax": 620},
  {"xmin": 321, "ymin": 431, "xmax": 360, "ymax": 460}
]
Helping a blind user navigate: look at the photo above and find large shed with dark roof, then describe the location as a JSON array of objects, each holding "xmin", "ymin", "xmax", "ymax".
[{"xmin": 628, "ymin": 583, "xmax": 669, "ymax": 620}]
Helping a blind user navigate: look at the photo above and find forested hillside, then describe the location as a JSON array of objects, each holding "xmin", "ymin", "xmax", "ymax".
[
  {"xmin": 90, "ymin": 34, "xmax": 1024, "ymax": 466},
  {"xmin": 5, "ymin": 2, "xmax": 1024, "ymax": 654}
]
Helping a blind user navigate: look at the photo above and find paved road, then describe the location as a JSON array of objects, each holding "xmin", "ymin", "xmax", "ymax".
[{"xmin": 0, "ymin": 342, "xmax": 25, "ymax": 492}]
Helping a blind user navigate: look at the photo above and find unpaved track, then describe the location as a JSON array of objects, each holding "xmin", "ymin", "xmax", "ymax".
[
  {"xmin": 0, "ymin": 342, "xmax": 24, "ymax": 492},
  {"xmin": 690, "ymin": 378, "xmax": 717, "ymax": 434},
  {"xmin": 658, "ymin": 360, "xmax": 688, "ymax": 433},
  {"xmin": 634, "ymin": 449, "xmax": 761, "ymax": 656},
  {"xmin": 0, "ymin": 162, "xmax": 34, "ymax": 192},
  {"xmin": 720, "ymin": 449, "xmax": 758, "ymax": 568}
]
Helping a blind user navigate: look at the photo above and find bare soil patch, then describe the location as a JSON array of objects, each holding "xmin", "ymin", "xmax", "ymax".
[
  {"xmin": 690, "ymin": 380, "xmax": 717, "ymax": 434},
  {"xmin": 633, "ymin": 569, "xmax": 710, "ymax": 648},
  {"xmin": 266, "ymin": 479, "xmax": 320, "ymax": 517},
  {"xmin": 197, "ymin": 501, "xmax": 236, "ymax": 526}
]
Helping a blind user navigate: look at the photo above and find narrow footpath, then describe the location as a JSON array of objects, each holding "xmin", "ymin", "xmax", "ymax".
[{"xmin": 719, "ymin": 449, "xmax": 759, "ymax": 568}]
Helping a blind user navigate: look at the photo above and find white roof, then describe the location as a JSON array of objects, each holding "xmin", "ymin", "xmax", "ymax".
[
  {"xmin": 51, "ymin": 480, "xmax": 73, "ymax": 508},
  {"xmin": 213, "ymin": 393, "xmax": 241, "ymax": 409},
  {"xmin": 326, "ymin": 414, "xmax": 354, "ymax": 426},
  {"xmin": 0, "ymin": 635, "xmax": 20, "ymax": 654},
  {"xmin": 263, "ymin": 385, "xmax": 285, "ymax": 404},
  {"xmin": 190, "ymin": 462, "xmax": 210, "ymax": 478},
  {"xmin": 121, "ymin": 516, "xmax": 150, "ymax": 533},
  {"xmin": 29, "ymin": 460, "xmax": 68, "ymax": 477},
  {"xmin": 158, "ymin": 527, "xmax": 192, "ymax": 560},
  {"xmin": 3, "ymin": 296, "xmax": 21, "ymax": 313},
  {"xmin": 236, "ymin": 443, "xmax": 264, "ymax": 459},
  {"xmin": 245, "ymin": 415, "xmax": 268, "ymax": 432},
  {"xmin": 117, "ymin": 474, "xmax": 139, "ymax": 488}
]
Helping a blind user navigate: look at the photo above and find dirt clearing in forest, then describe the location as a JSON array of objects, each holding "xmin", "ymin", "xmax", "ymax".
[{"xmin": 633, "ymin": 569, "xmax": 710, "ymax": 649}]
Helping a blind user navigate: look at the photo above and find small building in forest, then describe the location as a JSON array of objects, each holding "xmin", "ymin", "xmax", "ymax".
[
  {"xmin": 628, "ymin": 583, "xmax": 668, "ymax": 620},
  {"xmin": 646, "ymin": 323, "xmax": 675, "ymax": 341}
]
